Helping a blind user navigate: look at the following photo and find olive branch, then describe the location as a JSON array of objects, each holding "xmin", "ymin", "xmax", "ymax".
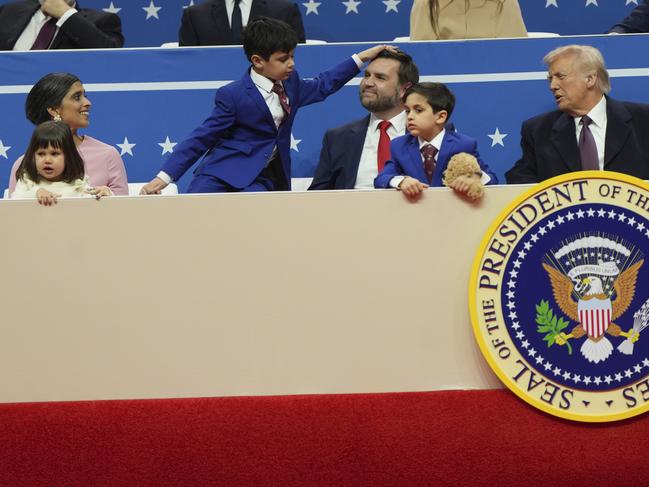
[{"xmin": 536, "ymin": 300, "xmax": 572, "ymax": 355}]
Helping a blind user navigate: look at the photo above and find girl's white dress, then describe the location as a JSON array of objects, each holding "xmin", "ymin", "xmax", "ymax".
[{"xmin": 11, "ymin": 176, "xmax": 92, "ymax": 199}]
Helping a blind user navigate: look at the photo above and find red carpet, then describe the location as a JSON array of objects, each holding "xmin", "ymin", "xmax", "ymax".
[{"xmin": 0, "ymin": 389, "xmax": 647, "ymax": 486}]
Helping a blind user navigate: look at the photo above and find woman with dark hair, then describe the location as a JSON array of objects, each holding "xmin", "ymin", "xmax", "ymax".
[
  {"xmin": 410, "ymin": 0, "xmax": 527, "ymax": 40},
  {"xmin": 8, "ymin": 72, "xmax": 128, "ymax": 195}
]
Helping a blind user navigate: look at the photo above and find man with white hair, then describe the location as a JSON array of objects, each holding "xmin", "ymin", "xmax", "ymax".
[
  {"xmin": 506, "ymin": 44, "xmax": 649, "ymax": 183},
  {"xmin": 0, "ymin": 0, "xmax": 123, "ymax": 50}
]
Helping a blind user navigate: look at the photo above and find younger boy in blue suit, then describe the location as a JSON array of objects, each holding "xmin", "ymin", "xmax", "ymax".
[
  {"xmin": 374, "ymin": 82, "xmax": 496, "ymax": 199},
  {"xmin": 142, "ymin": 17, "xmax": 391, "ymax": 194}
]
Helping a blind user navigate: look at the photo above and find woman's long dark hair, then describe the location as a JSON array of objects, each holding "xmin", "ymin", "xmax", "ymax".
[
  {"xmin": 16, "ymin": 121, "xmax": 85, "ymax": 184},
  {"xmin": 427, "ymin": 0, "xmax": 505, "ymax": 37}
]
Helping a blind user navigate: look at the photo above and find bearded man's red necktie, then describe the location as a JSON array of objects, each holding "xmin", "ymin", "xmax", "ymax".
[{"xmin": 377, "ymin": 120, "xmax": 392, "ymax": 171}]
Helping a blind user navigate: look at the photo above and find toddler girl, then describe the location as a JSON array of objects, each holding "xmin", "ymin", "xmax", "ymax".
[{"xmin": 12, "ymin": 121, "xmax": 111, "ymax": 206}]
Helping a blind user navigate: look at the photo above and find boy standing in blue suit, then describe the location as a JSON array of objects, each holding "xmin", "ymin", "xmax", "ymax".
[
  {"xmin": 374, "ymin": 82, "xmax": 496, "ymax": 199},
  {"xmin": 142, "ymin": 17, "xmax": 391, "ymax": 194}
]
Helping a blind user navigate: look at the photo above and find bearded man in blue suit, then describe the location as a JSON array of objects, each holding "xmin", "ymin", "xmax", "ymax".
[{"xmin": 309, "ymin": 49, "xmax": 420, "ymax": 190}]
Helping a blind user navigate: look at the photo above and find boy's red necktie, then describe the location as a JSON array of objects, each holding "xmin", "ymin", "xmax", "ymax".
[
  {"xmin": 377, "ymin": 120, "xmax": 391, "ymax": 171},
  {"xmin": 421, "ymin": 143, "xmax": 438, "ymax": 183},
  {"xmin": 272, "ymin": 82, "xmax": 291, "ymax": 120},
  {"xmin": 31, "ymin": 18, "xmax": 57, "ymax": 50}
]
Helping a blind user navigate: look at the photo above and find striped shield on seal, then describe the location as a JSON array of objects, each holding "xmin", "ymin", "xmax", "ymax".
[{"xmin": 578, "ymin": 297, "xmax": 612, "ymax": 338}]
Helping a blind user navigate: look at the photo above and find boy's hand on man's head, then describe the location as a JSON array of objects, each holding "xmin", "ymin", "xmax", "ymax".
[
  {"xmin": 398, "ymin": 176, "xmax": 428, "ymax": 200},
  {"xmin": 357, "ymin": 44, "xmax": 399, "ymax": 63}
]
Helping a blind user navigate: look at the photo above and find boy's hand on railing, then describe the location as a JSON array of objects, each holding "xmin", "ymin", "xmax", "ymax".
[{"xmin": 140, "ymin": 177, "xmax": 168, "ymax": 195}]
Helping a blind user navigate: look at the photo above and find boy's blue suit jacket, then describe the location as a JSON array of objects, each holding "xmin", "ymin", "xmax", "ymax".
[
  {"xmin": 161, "ymin": 58, "xmax": 359, "ymax": 190},
  {"xmin": 374, "ymin": 131, "xmax": 497, "ymax": 188}
]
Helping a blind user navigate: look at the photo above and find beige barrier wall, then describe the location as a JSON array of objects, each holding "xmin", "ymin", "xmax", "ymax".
[{"xmin": 0, "ymin": 186, "xmax": 528, "ymax": 403}]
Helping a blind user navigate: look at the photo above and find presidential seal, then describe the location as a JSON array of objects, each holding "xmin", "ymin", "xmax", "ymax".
[{"xmin": 470, "ymin": 171, "xmax": 649, "ymax": 422}]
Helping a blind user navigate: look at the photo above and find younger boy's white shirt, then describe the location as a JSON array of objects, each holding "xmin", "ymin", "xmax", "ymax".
[
  {"xmin": 389, "ymin": 129, "xmax": 445, "ymax": 188},
  {"xmin": 13, "ymin": 8, "xmax": 78, "ymax": 50},
  {"xmin": 355, "ymin": 111, "xmax": 406, "ymax": 189}
]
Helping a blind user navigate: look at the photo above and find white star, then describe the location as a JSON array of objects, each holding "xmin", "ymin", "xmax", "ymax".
[
  {"xmin": 102, "ymin": 2, "xmax": 121, "ymax": 14},
  {"xmin": 342, "ymin": 0, "xmax": 361, "ymax": 14},
  {"xmin": 638, "ymin": 222, "xmax": 646, "ymax": 231},
  {"xmin": 546, "ymin": 0, "xmax": 558, "ymax": 7},
  {"xmin": 143, "ymin": 0, "xmax": 161, "ymax": 19},
  {"xmin": 594, "ymin": 376, "xmax": 601, "ymax": 385},
  {"xmin": 563, "ymin": 371, "xmax": 571, "ymax": 380},
  {"xmin": 302, "ymin": 0, "xmax": 321, "ymax": 15},
  {"xmin": 116, "ymin": 137, "xmax": 136, "ymax": 156},
  {"xmin": 585, "ymin": 0, "xmax": 598, "ymax": 5},
  {"xmin": 487, "ymin": 128, "xmax": 508, "ymax": 147},
  {"xmin": 158, "ymin": 136, "xmax": 177, "ymax": 155},
  {"xmin": 576, "ymin": 209, "xmax": 585, "ymax": 218},
  {"xmin": 627, "ymin": 0, "xmax": 639, "ymax": 5},
  {"xmin": 0, "ymin": 140, "xmax": 11, "ymax": 159},
  {"xmin": 290, "ymin": 133, "xmax": 302, "ymax": 152},
  {"xmin": 382, "ymin": 0, "xmax": 400, "ymax": 13},
  {"xmin": 183, "ymin": 0, "xmax": 195, "ymax": 8},
  {"xmin": 566, "ymin": 211, "xmax": 575, "ymax": 221}
]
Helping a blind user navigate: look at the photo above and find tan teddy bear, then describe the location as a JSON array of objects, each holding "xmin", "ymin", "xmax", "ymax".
[{"xmin": 442, "ymin": 152, "xmax": 485, "ymax": 200}]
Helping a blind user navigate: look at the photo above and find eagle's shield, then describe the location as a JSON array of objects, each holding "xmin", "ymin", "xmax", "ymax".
[{"xmin": 578, "ymin": 297, "xmax": 612, "ymax": 338}]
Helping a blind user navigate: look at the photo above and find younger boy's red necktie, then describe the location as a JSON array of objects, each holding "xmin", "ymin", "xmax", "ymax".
[
  {"xmin": 377, "ymin": 120, "xmax": 391, "ymax": 171},
  {"xmin": 421, "ymin": 143, "xmax": 438, "ymax": 184}
]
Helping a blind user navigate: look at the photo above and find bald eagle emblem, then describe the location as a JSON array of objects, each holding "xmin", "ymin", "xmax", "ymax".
[{"xmin": 542, "ymin": 236, "xmax": 645, "ymax": 363}]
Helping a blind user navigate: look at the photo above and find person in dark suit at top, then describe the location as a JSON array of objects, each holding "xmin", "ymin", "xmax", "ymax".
[
  {"xmin": 505, "ymin": 45, "xmax": 649, "ymax": 184},
  {"xmin": 309, "ymin": 49, "xmax": 420, "ymax": 190},
  {"xmin": 608, "ymin": 0, "xmax": 649, "ymax": 34},
  {"xmin": 179, "ymin": 0, "xmax": 305, "ymax": 46},
  {"xmin": 0, "ymin": 0, "xmax": 123, "ymax": 50}
]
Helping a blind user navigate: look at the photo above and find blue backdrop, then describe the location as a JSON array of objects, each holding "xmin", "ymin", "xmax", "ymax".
[
  {"xmin": 1, "ymin": 34, "xmax": 648, "ymax": 192},
  {"xmin": 0, "ymin": 0, "xmax": 642, "ymax": 47}
]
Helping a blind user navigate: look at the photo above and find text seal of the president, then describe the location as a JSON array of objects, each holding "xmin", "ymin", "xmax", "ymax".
[{"xmin": 470, "ymin": 171, "xmax": 649, "ymax": 422}]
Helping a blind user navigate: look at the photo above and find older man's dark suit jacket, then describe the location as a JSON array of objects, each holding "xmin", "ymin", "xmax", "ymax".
[
  {"xmin": 179, "ymin": 0, "xmax": 306, "ymax": 46},
  {"xmin": 505, "ymin": 97, "xmax": 649, "ymax": 184},
  {"xmin": 609, "ymin": 0, "xmax": 649, "ymax": 33},
  {"xmin": 0, "ymin": 0, "xmax": 123, "ymax": 50},
  {"xmin": 309, "ymin": 116, "xmax": 372, "ymax": 190}
]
